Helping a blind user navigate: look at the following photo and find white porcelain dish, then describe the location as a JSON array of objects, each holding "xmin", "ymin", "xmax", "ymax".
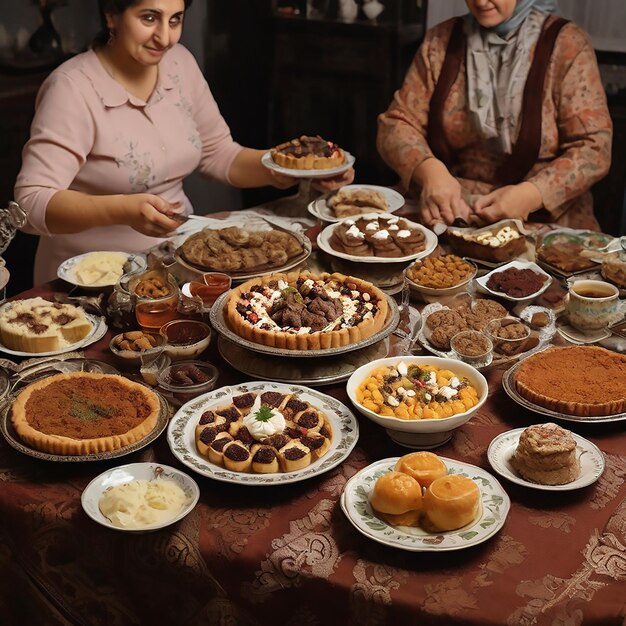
[
  {"xmin": 346, "ymin": 356, "xmax": 488, "ymax": 448},
  {"xmin": 317, "ymin": 213, "xmax": 438, "ymax": 264},
  {"xmin": 81, "ymin": 462, "xmax": 199, "ymax": 532},
  {"xmin": 475, "ymin": 259, "xmax": 552, "ymax": 303},
  {"xmin": 0, "ymin": 312, "xmax": 107, "ymax": 357},
  {"xmin": 261, "ymin": 150, "xmax": 355, "ymax": 179},
  {"xmin": 57, "ymin": 251, "xmax": 146, "ymax": 289},
  {"xmin": 487, "ymin": 428, "xmax": 605, "ymax": 491},
  {"xmin": 167, "ymin": 381, "xmax": 359, "ymax": 485},
  {"xmin": 307, "ymin": 184, "xmax": 405, "ymax": 222},
  {"xmin": 341, "ymin": 456, "xmax": 510, "ymax": 551}
]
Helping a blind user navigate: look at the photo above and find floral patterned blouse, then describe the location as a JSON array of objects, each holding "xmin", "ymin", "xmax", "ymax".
[{"xmin": 377, "ymin": 16, "xmax": 613, "ymax": 230}]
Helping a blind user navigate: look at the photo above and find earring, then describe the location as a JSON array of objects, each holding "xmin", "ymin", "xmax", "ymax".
[{"xmin": 107, "ymin": 28, "xmax": 115, "ymax": 45}]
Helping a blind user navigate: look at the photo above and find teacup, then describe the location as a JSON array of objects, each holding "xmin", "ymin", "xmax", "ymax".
[{"xmin": 566, "ymin": 279, "xmax": 619, "ymax": 331}]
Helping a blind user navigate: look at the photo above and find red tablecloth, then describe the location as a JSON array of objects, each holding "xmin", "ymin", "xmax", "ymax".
[{"xmin": 1, "ymin": 279, "xmax": 625, "ymax": 626}]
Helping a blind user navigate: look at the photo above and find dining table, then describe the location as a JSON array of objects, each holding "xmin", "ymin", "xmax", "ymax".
[{"xmin": 0, "ymin": 209, "xmax": 625, "ymax": 626}]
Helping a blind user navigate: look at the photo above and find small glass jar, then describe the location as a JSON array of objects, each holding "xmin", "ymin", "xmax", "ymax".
[
  {"xmin": 189, "ymin": 272, "xmax": 232, "ymax": 308},
  {"xmin": 450, "ymin": 330, "xmax": 493, "ymax": 368},
  {"xmin": 132, "ymin": 271, "xmax": 180, "ymax": 330},
  {"xmin": 486, "ymin": 318, "xmax": 531, "ymax": 356},
  {"xmin": 156, "ymin": 360, "xmax": 219, "ymax": 406}
]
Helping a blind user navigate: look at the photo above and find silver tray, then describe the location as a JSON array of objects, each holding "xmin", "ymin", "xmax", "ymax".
[
  {"xmin": 502, "ymin": 359, "xmax": 626, "ymax": 424},
  {"xmin": 0, "ymin": 377, "xmax": 170, "ymax": 462},
  {"xmin": 210, "ymin": 291, "xmax": 399, "ymax": 358},
  {"xmin": 218, "ymin": 335, "xmax": 390, "ymax": 386}
]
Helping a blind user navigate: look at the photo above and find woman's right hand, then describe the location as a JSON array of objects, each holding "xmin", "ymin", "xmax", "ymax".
[
  {"xmin": 124, "ymin": 194, "xmax": 184, "ymax": 237},
  {"xmin": 413, "ymin": 158, "xmax": 471, "ymax": 227}
]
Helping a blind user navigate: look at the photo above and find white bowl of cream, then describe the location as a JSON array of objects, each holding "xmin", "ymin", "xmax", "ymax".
[{"xmin": 81, "ymin": 462, "xmax": 199, "ymax": 532}]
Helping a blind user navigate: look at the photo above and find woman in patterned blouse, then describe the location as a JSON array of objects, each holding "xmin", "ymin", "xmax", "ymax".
[{"xmin": 377, "ymin": 0, "xmax": 612, "ymax": 230}]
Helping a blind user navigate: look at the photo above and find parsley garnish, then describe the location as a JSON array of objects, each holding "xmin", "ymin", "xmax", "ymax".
[{"xmin": 255, "ymin": 405, "xmax": 274, "ymax": 422}]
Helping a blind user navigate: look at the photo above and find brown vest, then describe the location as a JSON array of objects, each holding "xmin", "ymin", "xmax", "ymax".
[{"xmin": 427, "ymin": 16, "xmax": 569, "ymax": 186}]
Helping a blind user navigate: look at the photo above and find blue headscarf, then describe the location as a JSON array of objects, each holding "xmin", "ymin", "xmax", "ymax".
[{"xmin": 491, "ymin": 0, "xmax": 559, "ymax": 37}]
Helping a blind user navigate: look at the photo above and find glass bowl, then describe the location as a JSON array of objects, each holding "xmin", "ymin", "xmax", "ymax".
[
  {"xmin": 156, "ymin": 360, "xmax": 219, "ymax": 406},
  {"xmin": 486, "ymin": 317, "xmax": 531, "ymax": 356},
  {"xmin": 160, "ymin": 319, "xmax": 211, "ymax": 361},
  {"xmin": 450, "ymin": 330, "xmax": 493, "ymax": 368}
]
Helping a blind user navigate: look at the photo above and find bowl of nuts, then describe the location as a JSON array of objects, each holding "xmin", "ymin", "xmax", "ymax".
[
  {"xmin": 156, "ymin": 360, "xmax": 219, "ymax": 406},
  {"xmin": 346, "ymin": 356, "xmax": 488, "ymax": 449},
  {"xmin": 109, "ymin": 330, "xmax": 165, "ymax": 367},
  {"xmin": 404, "ymin": 254, "xmax": 477, "ymax": 298}
]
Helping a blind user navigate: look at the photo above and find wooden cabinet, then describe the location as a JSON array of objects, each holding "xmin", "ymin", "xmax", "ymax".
[{"xmin": 269, "ymin": 6, "xmax": 425, "ymax": 184}]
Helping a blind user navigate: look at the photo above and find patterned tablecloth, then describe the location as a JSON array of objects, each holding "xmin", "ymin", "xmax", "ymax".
[{"xmin": 1, "ymin": 215, "xmax": 625, "ymax": 626}]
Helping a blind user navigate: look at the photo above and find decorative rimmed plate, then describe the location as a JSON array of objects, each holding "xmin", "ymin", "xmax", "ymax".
[
  {"xmin": 173, "ymin": 225, "xmax": 312, "ymax": 282},
  {"xmin": 57, "ymin": 251, "xmax": 146, "ymax": 289},
  {"xmin": 0, "ymin": 391, "xmax": 170, "ymax": 462},
  {"xmin": 81, "ymin": 462, "xmax": 200, "ymax": 532},
  {"xmin": 210, "ymin": 291, "xmax": 399, "ymax": 358},
  {"xmin": 475, "ymin": 260, "xmax": 553, "ymax": 303},
  {"xmin": 261, "ymin": 150, "xmax": 356, "ymax": 179},
  {"xmin": 501, "ymin": 359, "xmax": 626, "ymax": 424},
  {"xmin": 167, "ymin": 381, "xmax": 359, "ymax": 485},
  {"xmin": 417, "ymin": 301, "xmax": 555, "ymax": 370},
  {"xmin": 0, "ymin": 313, "xmax": 107, "ymax": 357},
  {"xmin": 307, "ymin": 184, "xmax": 405, "ymax": 223},
  {"xmin": 487, "ymin": 428, "xmax": 605, "ymax": 491},
  {"xmin": 217, "ymin": 335, "xmax": 390, "ymax": 386},
  {"xmin": 341, "ymin": 457, "xmax": 510, "ymax": 551},
  {"xmin": 317, "ymin": 214, "xmax": 438, "ymax": 264}
]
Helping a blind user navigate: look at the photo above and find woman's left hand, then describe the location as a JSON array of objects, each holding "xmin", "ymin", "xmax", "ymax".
[
  {"xmin": 311, "ymin": 167, "xmax": 355, "ymax": 192},
  {"xmin": 469, "ymin": 182, "xmax": 543, "ymax": 226}
]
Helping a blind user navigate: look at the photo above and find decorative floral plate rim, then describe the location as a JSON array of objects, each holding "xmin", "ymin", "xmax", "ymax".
[
  {"xmin": 81, "ymin": 462, "xmax": 200, "ymax": 532},
  {"xmin": 487, "ymin": 428, "xmax": 605, "ymax": 491},
  {"xmin": 261, "ymin": 150, "xmax": 356, "ymax": 179},
  {"xmin": 57, "ymin": 251, "xmax": 146, "ymax": 289},
  {"xmin": 341, "ymin": 456, "xmax": 510, "ymax": 551},
  {"xmin": 210, "ymin": 291, "xmax": 399, "ymax": 358},
  {"xmin": 167, "ymin": 381, "xmax": 359, "ymax": 485},
  {"xmin": 307, "ymin": 184, "xmax": 405, "ymax": 223}
]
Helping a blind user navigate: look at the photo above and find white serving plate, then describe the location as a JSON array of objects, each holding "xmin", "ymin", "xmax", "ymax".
[
  {"xmin": 404, "ymin": 258, "xmax": 477, "ymax": 298},
  {"xmin": 81, "ymin": 462, "xmax": 199, "ymax": 532},
  {"xmin": 307, "ymin": 184, "xmax": 405, "ymax": 222},
  {"xmin": 317, "ymin": 213, "xmax": 438, "ymax": 264},
  {"xmin": 0, "ymin": 312, "xmax": 107, "ymax": 357},
  {"xmin": 475, "ymin": 259, "xmax": 552, "ymax": 303},
  {"xmin": 261, "ymin": 150, "xmax": 355, "ymax": 179},
  {"xmin": 341, "ymin": 456, "xmax": 510, "ymax": 551},
  {"xmin": 57, "ymin": 251, "xmax": 146, "ymax": 289},
  {"xmin": 167, "ymin": 381, "xmax": 359, "ymax": 485},
  {"xmin": 487, "ymin": 428, "xmax": 605, "ymax": 491}
]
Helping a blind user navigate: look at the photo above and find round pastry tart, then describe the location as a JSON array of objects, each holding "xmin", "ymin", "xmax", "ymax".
[
  {"xmin": 224, "ymin": 271, "xmax": 388, "ymax": 350},
  {"xmin": 271, "ymin": 135, "xmax": 345, "ymax": 170},
  {"xmin": 11, "ymin": 372, "xmax": 161, "ymax": 455},
  {"xmin": 514, "ymin": 346, "xmax": 626, "ymax": 417},
  {"xmin": 195, "ymin": 389, "xmax": 333, "ymax": 473}
]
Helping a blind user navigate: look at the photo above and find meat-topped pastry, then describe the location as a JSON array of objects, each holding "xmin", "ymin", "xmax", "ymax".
[
  {"xmin": 194, "ymin": 390, "xmax": 333, "ymax": 473},
  {"xmin": 225, "ymin": 271, "xmax": 388, "ymax": 350},
  {"xmin": 271, "ymin": 135, "xmax": 345, "ymax": 170}
]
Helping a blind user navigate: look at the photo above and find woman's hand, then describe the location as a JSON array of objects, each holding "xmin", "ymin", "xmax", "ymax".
[
  {"xmin": 469, "ymin": 182, "xmax": 543, "ymax": 226},
  {"xmin": 413, "ymin": 158, "xmax": 470, "ymax": 227},
  {"xmin": 311, "ymin": 167, "xmax": 355, "ymax": 192},
  {"xmin": 267, "ymin": 169, "xmax": 299, "ymax": 190},
  {"xmin": 123, "ymin": 194, "xmax": 184, "ymax": 237}
]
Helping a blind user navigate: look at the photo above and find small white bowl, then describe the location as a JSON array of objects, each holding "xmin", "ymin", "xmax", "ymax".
[
  {"xmin": 404, "ymin": 257, "xmax": 477, "ymax": 298},
  {"xmin": 346, "ymin": 356, "xmax": 488, "ymax": 449},
  {"xmin": 475, "ymin": 260, "xmax": 552, "ymax": 303},
  {"xmin": 81, "ymin": 462, "xmax": 199, "ymax": 532},
  {"xmin": 109, "ymin": 331, "xmax": 165, "ymax": 367}
]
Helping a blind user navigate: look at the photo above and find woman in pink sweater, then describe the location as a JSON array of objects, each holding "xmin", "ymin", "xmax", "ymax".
[{"xmin": 15, "ymin": 0, "xmax": 352, "ymax": 282}]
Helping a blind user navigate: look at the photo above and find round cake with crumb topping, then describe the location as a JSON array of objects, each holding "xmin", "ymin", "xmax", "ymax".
[
  {"xmin": 11, "ymin": 372, "xmax": 161, "ymax": 455},
  {"xmin": 224, "ymin": 271, "xmax": 388, "ymax": 350}
]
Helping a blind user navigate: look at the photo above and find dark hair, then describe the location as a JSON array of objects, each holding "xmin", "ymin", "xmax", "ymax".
[{"xmin": 93, "ymin": 0, "xmax": 194, "ymax": 49}]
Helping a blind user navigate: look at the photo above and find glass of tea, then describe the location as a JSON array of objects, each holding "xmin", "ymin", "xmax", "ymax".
[
  {"xmin": 188, "ymin": 272, "xmax": 232, "ymax": 308},
  {"xmin": 134, "ymin": 273, "xmax": 181, "ymax": 329}
]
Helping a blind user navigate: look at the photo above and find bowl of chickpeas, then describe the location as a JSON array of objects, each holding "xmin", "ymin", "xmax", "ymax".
[
  {"xmin": 346, "ymin": 356, "xmax": 488, "ymax": 449},
  {"xmin": 404, "ymin": 254, "xmax": 477, "ymax": 298}
]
